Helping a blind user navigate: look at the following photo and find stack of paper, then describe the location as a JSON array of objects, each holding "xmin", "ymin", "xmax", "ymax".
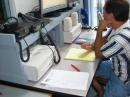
[
  {"xmin": 64, "ymin": 48, "xmax": 95, "ymax": 61},
  {"xmin": 41, "ymin": 69, "xmax": 89, "ymax": 90}
]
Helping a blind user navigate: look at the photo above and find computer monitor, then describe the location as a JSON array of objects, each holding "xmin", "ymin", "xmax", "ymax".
[{"xmin": 40, "ymin": 0, "xmax": 67, "ymax": 16}]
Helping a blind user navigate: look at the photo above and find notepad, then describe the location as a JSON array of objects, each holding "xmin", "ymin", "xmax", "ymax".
[
  {"xmin": 64, "ymin": 48, "xmax": 95, "ymax": 61},
  {"xmin": 41, "ymin": 69, "xmax": 89, "ymax": 90}
]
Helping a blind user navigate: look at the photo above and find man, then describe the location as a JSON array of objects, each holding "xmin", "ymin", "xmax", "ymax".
[{"xmin": 82, "ymin": 0, "xmax": 130, "ymax": 97}]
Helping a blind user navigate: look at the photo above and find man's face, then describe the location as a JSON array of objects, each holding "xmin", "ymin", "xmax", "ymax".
[{"xmin": 103, "ymin": 8, "xmax": 113, "ymax": 28}]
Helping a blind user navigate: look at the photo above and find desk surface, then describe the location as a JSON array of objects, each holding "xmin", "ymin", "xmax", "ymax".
[
  {"xmin": 28, "ymin": 44, "xmax": 99, "ymax": 97},
  {"xmin": 1, "ymin": 30, "xmax": 99, "ymax": 97}
]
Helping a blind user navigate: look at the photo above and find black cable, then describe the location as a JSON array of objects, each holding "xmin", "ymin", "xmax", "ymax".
[
  {"xmin": 18, "ymin": 13, "xmax": 34, "ymax": 22},
  {"xmin": 46, "ymin": 34, "xmax": 61, "ymax": 64},
  {"xmin": 18, "ymin": 14, "xmax": 29, "ymax": 22},
  {"xmin": 0, "ymin": 17, "xmax": 18, "ymax": 31},
  {"xmin": 6, "ymin": 17, "xmax": 18, "ymax": 24},
  {"xmin": 31, "ymin": 5, "xmax": 39, "ymax": 12},
  {"xmin": 0, "ymin": 16, "xmax": 30, "ymax": 62},
  {"xmin": 17, "ymin": 13, "xmax": 61, "ymax": 63},
  {"xmin": 5, "ymin": 17, "xmax": 18, "ymax": 24},
  {"xmin": 47, "ymin": 45, "xmax": 55, "ymax": 61},
  {"xmin": 17, "ymin": 38, "xmax": 30, "ymax": 62},
  {"xmin": 0, "ymin": 17, "xmax": 19, "ymax": 34},
  {"xmin": 40, "ymin": 25, "xmax": 61, "ymax": 64},
  {"xmin": 45, "ymin": 28, "xmax": 61, "ymax": 64},
  {"xmin": 18, "ymin": 12, "xmax": 42, "ymax": 22}
]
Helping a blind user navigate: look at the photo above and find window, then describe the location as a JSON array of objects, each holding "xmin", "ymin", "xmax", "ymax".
[
  {"xmin": 87, "ymin": 0, "xmax": 105, "ymax": 27},
  {"xmin": 0, "ymin": 0, "xmax": 12, "ymax": 23}
]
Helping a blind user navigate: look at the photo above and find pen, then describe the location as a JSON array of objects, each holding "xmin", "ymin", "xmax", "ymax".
[{"xmin": 71, "ymin": 64, "xmax": 80, "ymax": 72}]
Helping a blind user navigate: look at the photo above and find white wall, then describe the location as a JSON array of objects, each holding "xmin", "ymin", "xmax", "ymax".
[{"xmin": 10, "ymin": 0, "xmax": 39, "ymax": 17}]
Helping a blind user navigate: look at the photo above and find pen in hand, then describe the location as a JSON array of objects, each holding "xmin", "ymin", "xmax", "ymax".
[{"xmin": 71, "ymin": 64, "xmax": 80, "ymax": 72}]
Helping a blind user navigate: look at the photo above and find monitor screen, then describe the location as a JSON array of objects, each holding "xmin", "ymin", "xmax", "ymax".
[{"xmin": 40, "ymin": 0, "xmax": 67, "ymax": 15}]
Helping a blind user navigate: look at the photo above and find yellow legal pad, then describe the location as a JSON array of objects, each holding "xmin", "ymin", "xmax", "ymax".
[{"xmin": 64, "ymin": 48, "xmax": 95, "ymax": 61}]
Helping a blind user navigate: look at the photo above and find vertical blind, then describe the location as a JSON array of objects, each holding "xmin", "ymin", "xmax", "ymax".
[{"xmin": 87, "ymin": 0, "xmax": 105, "ymax": 27}]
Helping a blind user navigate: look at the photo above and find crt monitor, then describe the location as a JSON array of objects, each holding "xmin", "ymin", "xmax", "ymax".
[{"xmin": 40, "ymin": 0, "xmax": 67, "ymax": 16}]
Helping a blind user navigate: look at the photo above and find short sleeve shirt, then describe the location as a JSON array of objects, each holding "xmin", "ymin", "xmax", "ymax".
[{"xmin": 101, "ymin": 20, "xmax": 130, "ymax": 82}]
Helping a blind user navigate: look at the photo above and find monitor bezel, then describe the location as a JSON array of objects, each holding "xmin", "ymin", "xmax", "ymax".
[{"xmin": 40, "ymin": 0, "xmax": 67, "ymax": 17}]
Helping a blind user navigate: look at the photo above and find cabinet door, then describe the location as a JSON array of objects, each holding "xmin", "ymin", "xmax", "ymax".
[{"xmin": 0, "ymin": 84, "xmax": 52, "ymax": 97}]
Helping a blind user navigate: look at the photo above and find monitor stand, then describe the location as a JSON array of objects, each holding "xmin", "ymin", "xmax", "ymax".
[
  {"xmin": 43, "ymin": 11, "xmax": 61, "ymax": 17},
  {"xmin": 56, "ymin": 7, "xmax": 72, "ymax": 12}
]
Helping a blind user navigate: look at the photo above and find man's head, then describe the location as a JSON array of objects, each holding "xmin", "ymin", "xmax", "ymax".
[{"xmin": 103, "ymin": 0, "xmax": 129, "ymax": 28}]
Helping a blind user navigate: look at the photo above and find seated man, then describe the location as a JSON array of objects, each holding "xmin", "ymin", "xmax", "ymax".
[{"xmin": 82, "ymin": 0, "xmax": 130, "ymax": 97}]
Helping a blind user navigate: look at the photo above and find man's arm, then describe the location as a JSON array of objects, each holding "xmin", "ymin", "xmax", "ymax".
[
  {"xmin": 94, "ymin": 20, "xmax": 108, "ymax": 59},
  {"xmin": 81, "ymin": 20, "xmax": 108, "ymax": 59}
]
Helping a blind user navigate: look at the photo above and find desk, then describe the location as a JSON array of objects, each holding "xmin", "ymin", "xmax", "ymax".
[
  {"xmin": 0, "ymin": 44, "xmax": 99, "ymax": 97},
  {"xmin": 0, "ymin": 30, "xmax": 100, "ymax": 97},
  {"xmin": 33, "ymin": 44, "xmax": 99, "ymax": 96},
  {"xmin": 5, "ymin": 44, "xmax": 99, "ymax": 96},
  {"xmin": 33, "ymin": 30, "xmax": 99, "ymax": 96}
]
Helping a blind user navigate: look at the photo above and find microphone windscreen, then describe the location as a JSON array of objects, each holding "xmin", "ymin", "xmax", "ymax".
[
  {"xmin": 71, "ymin": 12, "xmax": 78, "ymax": 26},
  {"xmin": 64, "ymin": 17, "xmax": 72, "ymax": 32}
]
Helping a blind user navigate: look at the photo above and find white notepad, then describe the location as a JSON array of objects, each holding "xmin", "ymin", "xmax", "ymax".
[{"xmin": 41, "ymin": 69, "xmax": 89, "ymax": 90}]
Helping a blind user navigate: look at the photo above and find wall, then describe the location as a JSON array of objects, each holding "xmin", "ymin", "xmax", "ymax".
[{"xmin": 9, "ymin": 0, "xmax": 39, "ymax": 17}]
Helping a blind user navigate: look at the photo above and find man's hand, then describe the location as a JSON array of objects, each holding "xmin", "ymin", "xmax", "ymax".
[
  {"xmin": 98, "ymin": 20, "xmax": 108, "ymax": 33},
  {"xmin": 81, "ymin": 43, "xmax": 94, "ymax": 51}
]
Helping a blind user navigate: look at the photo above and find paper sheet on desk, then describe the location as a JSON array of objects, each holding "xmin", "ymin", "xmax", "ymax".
[
  {"xmin": 64, "ymin": 48, "xmax": 95, "ymax": 61},
  {"xmin": 79, "ymin": 30, "xmax": 96, "ymax": 40},
  {"xmin": 41, "ymin": 69, "xmax": 89, "ymax": 90}
]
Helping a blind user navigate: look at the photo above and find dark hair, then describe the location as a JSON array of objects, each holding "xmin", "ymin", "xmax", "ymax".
[{"xmin": 105, "ymin": 0, "xmax": 129, "ymax": 22}]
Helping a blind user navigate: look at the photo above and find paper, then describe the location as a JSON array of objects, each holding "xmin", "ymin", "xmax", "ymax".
[
  {"xmin": 41, "ymin": 69, "xmax": 89, "ymax": 90},
  {"xmin": 64, "ymin": 48, "xmax": 95, "ymax": 61},
  {"xmin": 80, "ymin": 38, "xmax": 95, "ymax": 43},
  {"xmin": 75, "ymin": 38, "xmax": 95, "ymax": 44},
  {"xmin": 79, "ymin": 30, "xmax": 96, "ymax": 40}
]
